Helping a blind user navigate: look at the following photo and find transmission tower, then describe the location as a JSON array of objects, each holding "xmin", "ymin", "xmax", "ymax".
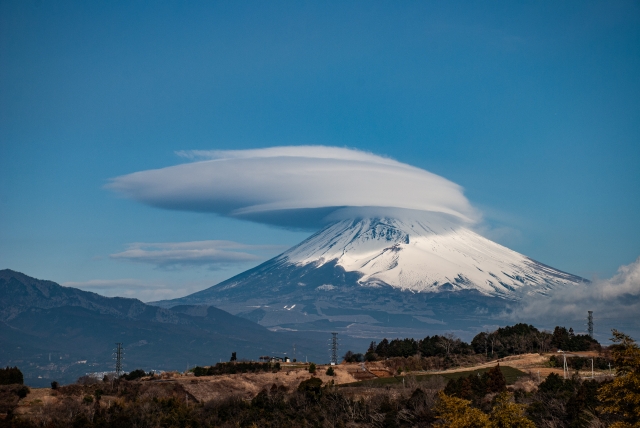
[
  {"xmin": 588, "ymin": 311, "xmax": 594, "ymax": 338},
  {"xmin": 114, "ymin": 343, "xmax": 124, "ymax": 377},
  {"xmin": 330, "ymin": 332, "xmax": 338, "ymax": 365}
]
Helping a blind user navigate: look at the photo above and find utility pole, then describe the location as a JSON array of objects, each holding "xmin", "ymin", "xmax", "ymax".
[
  {"xmin": 558, "ymin": 350, "xmax": 568, "ymax": 379},
  {"xmin": 330, "ymin": 333, "xmax": 338, "ymax": 366},
  {"xmin": 114, "ymin": 343, "xmax": 124, "ymax": 378},
  {"xmin": 588, "ymin": 311, "xmax": 594, "ymax": 338}
]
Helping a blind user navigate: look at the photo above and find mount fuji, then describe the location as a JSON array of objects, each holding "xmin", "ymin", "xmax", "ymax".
[{"xmin": 156, "ymin": 215, "xmax": 586, "ymax": 338}]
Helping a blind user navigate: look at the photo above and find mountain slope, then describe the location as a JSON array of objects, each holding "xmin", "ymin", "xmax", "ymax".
[
  {"xmin": 279, "ymin": 217, "xmax": 584, "ymax": 297},
  {"xmin": 1, "ymin": 269, "xmax": 176, "ymax": 323},
  {"xmin": 156, "ymin": 216, "xmax": 586, "ymax": 338},
  {"xmin": 0, "ymin": 270, "xmax": 327, "ymax": 386}
]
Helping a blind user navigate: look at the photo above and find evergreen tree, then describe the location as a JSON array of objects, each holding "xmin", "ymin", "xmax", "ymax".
[
  {"xmin": 375, "ymin": 338, "xmax": 390, "ymax": 357},
  {"xmin": 0, "ymin": 366, "xmax": 23, "ymax": 385},
  {"xmin": 552, "ymin": 326, "xmax": 570, "ymax": 350},
  {"xmin": 598, "ymin": 330, "xmax": 640, "ymax": 427},
  {"xmin": 484, "ymin": 364, "xmax": 507, "ymax": 394}
]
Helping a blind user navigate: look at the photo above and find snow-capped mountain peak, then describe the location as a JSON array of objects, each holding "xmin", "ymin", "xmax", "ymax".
[{"xmin": 278, "ymin": 216, "xmax": 584, "ymax": 298}]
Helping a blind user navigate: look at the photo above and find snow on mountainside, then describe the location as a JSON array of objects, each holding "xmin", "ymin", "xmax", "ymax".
[
  {"xmin": 277, "ymin": 216, "xmax": 585, "ymax": 299},
  {"xmin": 154, "ymin": 215, "xmax": 588, "ymax": 338}
]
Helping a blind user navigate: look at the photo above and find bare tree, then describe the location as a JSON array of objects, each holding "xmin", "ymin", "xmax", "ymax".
[
  {"xmin": 437, "ymin": 333, "xmax": 459, "ymax": 356},
  {"xmin": 488, "ymin": 332, "xmax": 500, "ymax": 357}
]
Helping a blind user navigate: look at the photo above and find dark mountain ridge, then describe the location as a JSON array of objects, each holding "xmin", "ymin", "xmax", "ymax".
[
  {"xmin": 0, "ymin": 270, "xmax": 329, "ymax": 387},
  {"xmin": 0, "ymin": 269, "xmax": 173, "ymax": 323}
]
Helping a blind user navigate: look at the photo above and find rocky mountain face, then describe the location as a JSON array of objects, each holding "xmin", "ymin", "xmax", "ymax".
[
  {"xmin": 0, "ymin": 270, "xmax": 327, "ymax": 386},
  {"xmin": 156, "ymin": 216, "xmax": 586, "ymax": 339}
]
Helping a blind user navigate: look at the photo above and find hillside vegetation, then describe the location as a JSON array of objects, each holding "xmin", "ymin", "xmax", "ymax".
[
  {"xmin": 346, "ymin": 323, "xmax": 599, "ymax": 364},
  {"xmin": 0, "ymin": 329, "xmax": 637, "ymax": 427}
]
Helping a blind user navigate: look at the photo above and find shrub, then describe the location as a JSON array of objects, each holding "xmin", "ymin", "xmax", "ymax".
[
  {"xmin": 14, "ymin": 385, "xmax": 29, "ymax": 399},
  {"xmin": 76, "ymin": 375, "xmax": 99, "ymax": 385},
  {"xmin": 193, "ymin": 362, "xmax": 280, "ymax": 376},
  {"xmin": 308, "ymin": 363, "xmax": 316, "ymax": 374},
  {"xmin": 51, "ymin": 381, "xmax": 59, "ymax": 390},
  {"xmin": 343, "ymin": 351, "xmax": 364, "ymax": 363},
  {"xmin": 298, "ymin": 377, "xmax": 323, "ymax": 397},
  {"xmin": 123, "ymin": 369, "xmax": 147, "ymax": 381},
  {"xmin": 326, "ymin": 367, "xmax": 335, "ymax": 376}
]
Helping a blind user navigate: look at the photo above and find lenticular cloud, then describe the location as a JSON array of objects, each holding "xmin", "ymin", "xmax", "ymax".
[{"xmin": 107, "ymin": 146, "xmax": 477, "ymax": 228}]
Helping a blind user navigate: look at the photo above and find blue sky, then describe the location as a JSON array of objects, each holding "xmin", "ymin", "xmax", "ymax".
[{"xmin": 1, "ymin": 1, "xmax": 639, "ymax": 301}]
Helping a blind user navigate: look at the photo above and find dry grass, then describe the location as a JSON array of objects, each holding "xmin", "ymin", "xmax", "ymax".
[
  {"xmin": 13, "ymin": 353, "xmax": 600, "ymax": 413},
  {"xmin": 176, "ymin": 364, "xmax": 359, "ymax": 402},
  {"xmin": 159, "ymin": 355, "xmax": 576, "ymax": 402},
  {"xmin": 14, "ymin": 388, "xmax": 60, "ymax": 415}
]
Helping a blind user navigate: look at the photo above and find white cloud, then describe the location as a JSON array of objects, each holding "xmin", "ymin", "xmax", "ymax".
[
  {"xmin": 63, "ymin": 279, "xmax": 163, "ymax": 289},
  {"xmin": 62, "ymin": 278, "xmax": 195, "ymax": 301},
  {"xmin": 505, "ymin": 256, "xmax": 640, "ymax": 336},
  {"xmin": 109, "ymin": 240, "xmax": 286, "ymax": 269},
  {"xmin": 107, "ymin": 146, "xmax": 478, "ymax": 229}
]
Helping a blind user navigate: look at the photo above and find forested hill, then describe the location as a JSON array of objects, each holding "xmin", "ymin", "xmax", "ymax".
[{"xmin": 343, "ymin": 323, "xmax": 600, "ymax": 362}]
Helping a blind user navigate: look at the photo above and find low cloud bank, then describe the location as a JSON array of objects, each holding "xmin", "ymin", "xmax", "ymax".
[
  {"xmin": 506, "ymin": 256, "xmax": 640, "ymax": 335},
  {"xmin": 63, "ymin": 278, "xmax": 163, "ymax": 289},
  {"xmin": 63, "ymin": 278, "xmax": 207, "ymax": 302},
  {"xmin": 107, "ymin": 146, "xmax": 478, "ymax": 229},
  {"xmin": 110, "ymin": 240, "xmax": 285, "ymax": 269}
]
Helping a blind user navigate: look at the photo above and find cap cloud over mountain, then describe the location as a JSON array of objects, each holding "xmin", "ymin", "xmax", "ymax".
[{"xmin": 107, "ymin": 146, "xmax": 479, "ymax": 229}]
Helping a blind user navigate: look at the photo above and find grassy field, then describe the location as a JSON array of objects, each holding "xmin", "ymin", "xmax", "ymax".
[{"xmin": 341, "ymin": 365, "xmax": 527, "ymax": 388}]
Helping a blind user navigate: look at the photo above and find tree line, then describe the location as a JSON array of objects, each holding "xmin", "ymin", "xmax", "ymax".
[
  {"xmin": 345, "ymin": 323, "xmax": 600, "ymax": 362},
  {"xmin": 0, "ymin": 367, "xmax": 23, "ymax": 386},
  {"xmin": 192, "ymin": 361, "xmax": 282, "ymax": 376}
]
